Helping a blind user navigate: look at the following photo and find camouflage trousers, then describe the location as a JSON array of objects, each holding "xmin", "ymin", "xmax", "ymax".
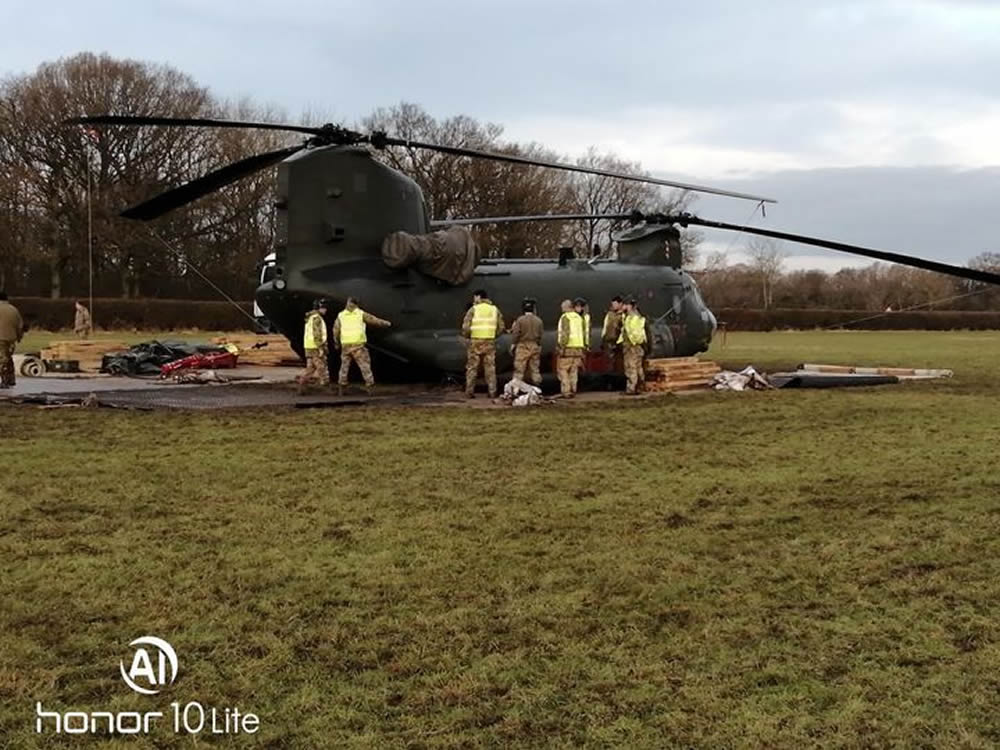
[
  {"xmin": 301, "ymin": 347, "xmax": 330, "ymax": 386},
  {"xmin": 0, "ymin": 340, "xmax": 14, "ymax": 387},
  {"xmin": 623, "ymin": 345, "xmax": 645, "ymax": 394},
  {"xmin": 512, "ymin": 342, "xmax": 542, "ymax": 385},
  {"xmin": 603, "ymin": 343, "xmax": 620, "ymax": 370},
  {"xmin": 339, "ymin": 344, "xmax": 374, "ymax": 386},
  {"xmin": 466, "ymin": 340, "xmax": 497, "ymax": 396},
  {"xmin": 557, "ymin": 348, "xmax": 584, "ymax": 395}
]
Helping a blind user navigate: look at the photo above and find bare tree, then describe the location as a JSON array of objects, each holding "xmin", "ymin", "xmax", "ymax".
[
  {"xmin": 0, "ymin": 52, "xmax": 215, "ymax": 297},
  {"xmin": 966, "ymin": 252, "xmax": 1000, "ymax": 309},
  {"xmin": 746, "ymin": 237, "xmax": 784, "ymax": 309},
  {"xmin": 362, "ymin": 102, "xmax": 577, "ymax": 257}
]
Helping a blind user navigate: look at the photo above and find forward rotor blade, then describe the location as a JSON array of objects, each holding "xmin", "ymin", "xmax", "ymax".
[
  {"xmin": 431, "ymin": 213, "xmax": 633, "ymax": 227},
  {"xmin": 679, "ymin": 216, "xmax": 1000, "ymax": 286},
  {"xmin": 381, "ymin": 135, "xmax": 776, "ymax": 205},
  {"xmin": 121, "ymin": 144, "xmax": 304, "ymax": 220},
  {"xmin": 66, "ymin": 115, "xmax": 323, "ymax": 136}
]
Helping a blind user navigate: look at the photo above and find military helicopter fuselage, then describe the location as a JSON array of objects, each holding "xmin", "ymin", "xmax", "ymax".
[{"xmin": 255, "ymin": 145, "xmax": 716, "ymax": 374}]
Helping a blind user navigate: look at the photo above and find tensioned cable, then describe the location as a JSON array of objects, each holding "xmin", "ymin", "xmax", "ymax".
[{"xmin": 151, "ymin": 230, "xmax": 260, "ymax": 327}]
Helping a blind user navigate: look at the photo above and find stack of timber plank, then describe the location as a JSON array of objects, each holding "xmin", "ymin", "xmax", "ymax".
[
  {"xmin": 643, "ymin": 357, "xmax": 721, "ymax": 393},
  {"xmin": 211, "ymin": 334, "xmax": 300, "ymax": 366},
  {"xmin": 40, "ymin": 340, "xmax": 128, "ymax": 372}
]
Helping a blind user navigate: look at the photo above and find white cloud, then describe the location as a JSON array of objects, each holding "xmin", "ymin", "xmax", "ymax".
[{"xmin": 504, "ymin": 94, "xmax": 1000, "ymax": 181}]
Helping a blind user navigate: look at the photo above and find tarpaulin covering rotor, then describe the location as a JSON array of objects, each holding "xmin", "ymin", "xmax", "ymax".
[{"xmin": 381, "ymin": 226, "xmax": 481, "ymax": 285}]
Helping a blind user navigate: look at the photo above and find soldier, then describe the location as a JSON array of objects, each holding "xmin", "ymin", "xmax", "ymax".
[
  {"xmin": 332, "ymin": 296, "xmax": 392, "ymax": 395},
  {"xmin": 556, "ymin": 298, "xmax": 585, "ymax": 398},
  {"xmin": 601, "ymin": 295, "xmax": 624, "ymax": 365},
  {"xmin": 0, "ymin": 292, "xmax": 25, "ymax": 389},
  {"xmin": 509, "ymin": 297, "xmax": 543, "ymax": 386},
  {"xmin": 618, "ymin": 297, "xmax": 652, "ymax": 395},
  {"xmin": 462, "ymin": 289, "xmax": 504, "ymax": 398},
  {"xmin": 73, "ymin": 301, "xmax": 92, "ymax": 339},
  {"xmin": 298, "ymin": 298, "xmax": 330, "ymax": 394},
  {"xmin": 574, "ymin": 297, "xmax": 591, "ymax": 353}
]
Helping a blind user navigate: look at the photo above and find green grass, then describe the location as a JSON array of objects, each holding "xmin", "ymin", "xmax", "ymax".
[{"xmin": 2, "ymin": 331, "xmax": 1000, "ymax": 748}]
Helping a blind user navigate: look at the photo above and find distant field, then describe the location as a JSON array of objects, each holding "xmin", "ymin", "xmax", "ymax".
[{"xmin": 2, "ymin": 331, "xmax": 1000, "ymax": 747}]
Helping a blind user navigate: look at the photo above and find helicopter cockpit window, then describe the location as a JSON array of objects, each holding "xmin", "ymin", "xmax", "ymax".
[{"xmin": 261, "ymin": 264, "xmax": 277, "ymax": 284}]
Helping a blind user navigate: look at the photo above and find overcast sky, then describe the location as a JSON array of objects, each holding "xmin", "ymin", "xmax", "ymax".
[{"xmin": 4, "ymin": 0, "xmax": 999, "ymax": 269}]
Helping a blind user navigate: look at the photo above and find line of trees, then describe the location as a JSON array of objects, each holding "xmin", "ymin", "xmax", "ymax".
[{"xmin": 694, "ymin": 243, "xmax": 1000, "ymax": 311}]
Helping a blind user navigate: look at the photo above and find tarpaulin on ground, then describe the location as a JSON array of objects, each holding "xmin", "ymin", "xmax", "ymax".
[
  {"xmin": 381, "ymin": 226, "xmax": 481, "ymax": 285},
  {"xmin": 100, "ymin": 340, "xmax": 228, "ymax": 376},
  {"xmin": 712, "ymin": 366, "xmax": 773, "ymax": 391}
]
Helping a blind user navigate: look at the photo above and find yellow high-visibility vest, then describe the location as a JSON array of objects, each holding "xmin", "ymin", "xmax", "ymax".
[
  {"xmin": 338, "ymin": 308, "xmax": 366, "ymax": 345},
  {"xmin": 470, "ymin": 302, "xmax": 499, "ymax": 340},
  {"xmin": 303, "ymin": 311, "xmax": 327, "ymax": 349},
  {"xmin": 560, "ymin": 311, "xmax": 584, "ymax": 348},
  {"xmin": 617, "ymin": 313, "xmax": 647, "ymax": 345},
  {"xmin": 582, "ymin": 312, "xmax": 591, "ymax": 348}
]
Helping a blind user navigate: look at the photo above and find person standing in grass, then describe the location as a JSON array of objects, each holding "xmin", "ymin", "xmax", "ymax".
[
  {"xmin": 462, "ymin": 289, "xmax": 505, "ymax": 399},
  {"xmin": 556, "ymin": 298, "xmax": 585, "ymax": 398},
  {"xmin": 575, "ymin": 297, "xmax": 591, "ymax": 354},
  {"xmin": 618, "ymin": 297, "xmax": 651, "ymax": 396},
  {"xmin": 0, "ymin": 292, "xmax": 25, "ymax": 388},
  {"xmin": 601, "ymin": 295, "xmax": 624, "ymax": 366},
  {"xmin": 298, "ymin": 298, "xmax": 331, "ymax": 394},
  {"xmin": 332, "ymin": 296, "xmax": 392, "ymax": 396},
  {"xmin": 509, "ymin": 297, "xmax": 543, "ymax": 387},
  {"xmin": 73, "ymin": 301, "xmax": 92, "ymax": 339}
]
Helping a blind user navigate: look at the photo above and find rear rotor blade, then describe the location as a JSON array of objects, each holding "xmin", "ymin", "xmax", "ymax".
[
  {"xmin": 380, "ymin": 135, "xmax": 776, "ymax": 205},
  {"xmin": 121, "ymin": 144, "xmax": 304, "ymax": 220},
  {"xmin": 678, "ymin": 215, "xmax": 1000, "ymax": 286},
  {"xmin": 66, "ymin": 115, "xmax": 323, "ymax": 137}
]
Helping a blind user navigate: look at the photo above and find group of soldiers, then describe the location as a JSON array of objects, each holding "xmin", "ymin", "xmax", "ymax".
[
  {"xmin": 462, "ymin": 291, "xmax": 652, "ymax": 398},
  {"xmin": 299, "ymin": 291, "xmax": 652, "ymax": 398},
  {"xmin": 298, "ymin": 296, "xmax": 392, "ymax": 395}
]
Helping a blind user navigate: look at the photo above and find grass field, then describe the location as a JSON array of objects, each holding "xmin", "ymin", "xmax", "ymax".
[{"xmin": 2, "ymin": 330, "xmax": 1000, "ymax": 748}]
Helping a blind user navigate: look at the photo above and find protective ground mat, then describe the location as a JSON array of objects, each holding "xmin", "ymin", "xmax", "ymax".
[
  {"xmin": 2, "ymin": 384, "xmax": 460, "ymax": 411},
  {"xmin": 768, "ymin": 373, "xmax": 900, "ymax": 388}
]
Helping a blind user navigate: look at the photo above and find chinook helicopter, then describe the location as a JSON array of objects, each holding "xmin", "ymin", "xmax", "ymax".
[{"xmin": 69, "ymin": 115, "xmax": 1000, "ymax": 377}]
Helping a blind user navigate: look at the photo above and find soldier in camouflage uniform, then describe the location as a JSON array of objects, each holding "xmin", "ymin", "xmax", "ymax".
[
  {"xmin": 601, "ymin": 295, "xmax": 624, "ymax": 367},
  {"xmin": 0, "ymin": 292, "xmax": 25, "ymax": 389},
  {"xmin": 556, "ymin": 298, "xmax": 585, "ymax": 398},
  {"xmin": 332, "ymin": 296, "xmax": 392, "ymax": 395},
  {"xmin": 619, "ymin": 297, "xmax": 652, "ymax": 395},
  {"xmin": 462, "ymin": 289, "xmax": 505, "ymax": 398},
  {"xmin": 509, "ymin": 297, "xmax": 543, "ymax": 386},
  {"xmin": 574, "ymin": 297, "xmax": 591, "ymax": 353},
  {"xmin": 74, "ymin": 301, "xmax": 92, "ymax": 339},
  {"xmin": 298, "ymin": 298, "xmax": 330, "ymax": 393}
]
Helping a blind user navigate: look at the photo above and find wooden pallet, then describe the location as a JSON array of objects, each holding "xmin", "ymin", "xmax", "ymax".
[
  {"xmin": 212, "ymin": 335, "xmax": 300, "ymax": 366},
  {"xmin": 40, "ymin": 340, "xmax": 129, "ymax": 372},
  {"xmin": 643, "ymin": 357, "xmax": 721, "ymax": 392}
]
